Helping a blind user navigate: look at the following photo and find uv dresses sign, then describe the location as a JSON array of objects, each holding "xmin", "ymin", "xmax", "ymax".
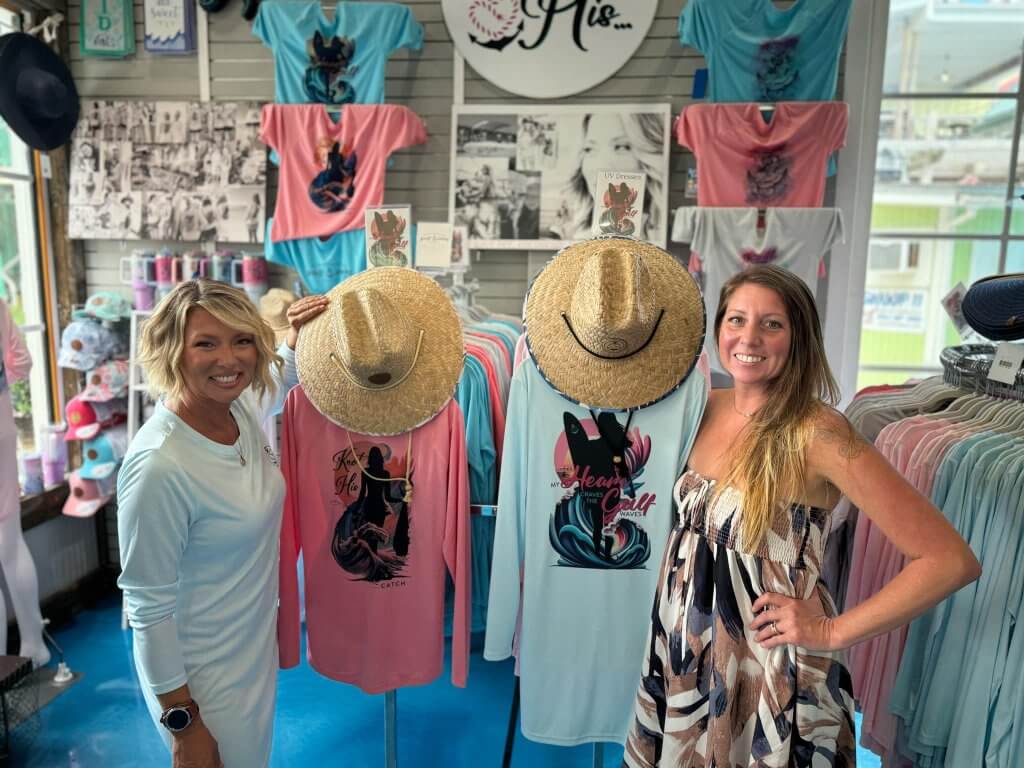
[{"xmin": 442, "ymin": 0, "xmax": 658, "ymax": 99}]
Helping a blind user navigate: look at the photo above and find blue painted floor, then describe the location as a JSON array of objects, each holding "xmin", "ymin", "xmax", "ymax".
[{"xmin": 19, "ymin": 596, "xmax": 881, "ymax": 767}]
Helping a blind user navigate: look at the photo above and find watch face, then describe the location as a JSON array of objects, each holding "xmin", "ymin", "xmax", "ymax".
[{"xmin": 166, "ymin": 708, "xmax": 191, "ymax": 731}]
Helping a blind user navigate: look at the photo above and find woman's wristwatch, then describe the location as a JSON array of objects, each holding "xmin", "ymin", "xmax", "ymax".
[{"xmin": 159, "ymin": 699, "xmax": 200, "ymax": 733}]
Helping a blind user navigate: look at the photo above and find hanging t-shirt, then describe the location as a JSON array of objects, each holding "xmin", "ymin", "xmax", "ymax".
[
  {"xmin": 253, "ymin": 0, "xmax": 423, "ymax": 105},
  {"xmin": 278, "ymin": 388, "xmax": 471, "ymax": 694},
  {"xmin": 484, "ymin": 357, "xmax": 708, "ymax": 746},
  {"xmin": 676, "ymin": 102, "xmax": 847, "ymax": 207},
  {"xmin": 261, "ymin": 103, "xmax": 427, "ymax": 242},
  {"xmin": 264, "ymin": 218, "xmax": 365, "ymax": 293},
  {"xmin": 680, "ymin": 0, "xmax": 853, "ymax": 103},
  {"xmin": 672, "ymin": 206, "xmax": 844, "ymax": 372}
]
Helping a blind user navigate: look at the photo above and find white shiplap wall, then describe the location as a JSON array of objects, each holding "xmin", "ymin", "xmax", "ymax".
[{"xmin": 68, "ymin": 0, "xmax": 838, "ymax": 315}]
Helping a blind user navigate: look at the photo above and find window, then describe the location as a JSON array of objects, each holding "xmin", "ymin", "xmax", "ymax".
[
  {"xmin": 1, "ymin": 8, "xmax": 59, "ymax": 492},
  {"xmin": 858, "ymin": 1, "xmax": 1024, "ymax": 388}
]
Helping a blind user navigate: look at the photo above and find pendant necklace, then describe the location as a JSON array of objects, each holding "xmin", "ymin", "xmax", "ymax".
[
  {"xmin": 345, "ymin": 430, "xmax": 415, "ymax": 503},
  {"xmin": 733, "ymin": 395, "xmax": 758, "ymax": 419}
]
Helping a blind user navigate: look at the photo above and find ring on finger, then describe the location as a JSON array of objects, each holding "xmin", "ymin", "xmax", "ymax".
[{"xmin": 771, "ymin": 621, "xmax": 779, "ymax": 636}]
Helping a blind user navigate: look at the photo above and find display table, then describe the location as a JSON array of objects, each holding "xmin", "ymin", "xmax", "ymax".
[{"xmin": 0, "ymin": 656, "xmax": 31, "ymax": 766}]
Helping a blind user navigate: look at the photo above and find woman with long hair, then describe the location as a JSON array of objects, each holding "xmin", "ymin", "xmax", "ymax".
[
  {"xmin": 548, "ymin": 112, "xmax": 664, "ymax": 242},
  {"xmin": 624, "ymin": 266, "xmax": 980, "ymax": 767}
]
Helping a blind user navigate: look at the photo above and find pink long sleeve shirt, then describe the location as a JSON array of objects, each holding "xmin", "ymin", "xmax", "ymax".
[{"xmin": 278, "ymin": 388, "xmax": 471, "ymax": 693}]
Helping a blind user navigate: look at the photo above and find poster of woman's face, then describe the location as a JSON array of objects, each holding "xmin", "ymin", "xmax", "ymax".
[{"xmin": 450, "ymin": 104, "xmax": 670, "ymax": 250}]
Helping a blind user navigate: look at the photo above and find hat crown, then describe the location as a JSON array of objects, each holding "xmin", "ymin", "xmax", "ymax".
[
  {"xmin": 567, "ymin": 248, "xmax": 657, "ymax": 357},
  {"xmin": 17, "ymin": 70, "xmax": 67, "ymax": 119},
  {"xmin": 334, "ymin": 288, "xmax": 418, "ymax": 389}
]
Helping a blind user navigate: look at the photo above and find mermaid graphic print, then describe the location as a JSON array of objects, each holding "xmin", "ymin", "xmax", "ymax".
[{"xmin": 549, "ymin": 412, "xmax": 655, "ymax": 570}]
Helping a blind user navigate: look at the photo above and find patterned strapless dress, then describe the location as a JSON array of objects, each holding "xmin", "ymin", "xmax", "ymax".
[{"xmin": 623, "ymin": 468, "xmax": 856, "ymax": 768}]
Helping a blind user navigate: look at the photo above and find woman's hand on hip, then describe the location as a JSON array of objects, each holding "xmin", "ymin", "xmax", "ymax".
[
  {"xmin": 750, "ymin": 591, "xmax": 840, "ymax": 652},
  {"xmin": 285, "ymin": 295, "xmax": 331, "ymax": 350},
  {"xmin": 172, "ymin": 716, "xmax": 223, "ymax": 768}
]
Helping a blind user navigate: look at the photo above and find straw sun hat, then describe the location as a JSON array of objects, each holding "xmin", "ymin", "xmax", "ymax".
[
  {"xmin": 259, "ymin": 288, "xmax": 298, "ymax": 346},
  {"xmin": 296, "ymin": 268, "xmax": 464, "ymax": 436},
  {"xmin": 525, "ymin": 237, "xmax": 705, "ymax": 410}
]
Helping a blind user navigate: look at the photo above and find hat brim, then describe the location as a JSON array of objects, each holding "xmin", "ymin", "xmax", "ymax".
[
  {"xmin": 80, "ymin": 460, "xmax": 118, "ymax": 480},
  {"xmin": 525, "ymin": 237, "xmax": 706, "ymax": 410},
  {"xmin": 63, "ymin": 495, "xmax": 109, "ymax": 518},
  {"xmin": 67, "ymin": 422, "xmax": 101, "ymax": 441},
  {"xmin": 296, "ymin": 268, "xmax": 464, "ymax": 436},
  {"xmin": 962, "ymin": 273, "xmax": 1024, "ymax": 342},
  {"xmin": 0, "ymin": 33, "xmax": 80, "ymax": 151}
]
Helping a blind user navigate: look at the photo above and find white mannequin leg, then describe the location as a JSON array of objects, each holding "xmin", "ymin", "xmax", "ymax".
[{"xmin": 0, "ymin": 431, "xmax": 49, "ymax": 667}]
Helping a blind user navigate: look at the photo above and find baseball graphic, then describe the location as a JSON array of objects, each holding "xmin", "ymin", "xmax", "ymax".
[{"xmin": 468, "ymin": 0, "xmax": 524, "ymax": 50}]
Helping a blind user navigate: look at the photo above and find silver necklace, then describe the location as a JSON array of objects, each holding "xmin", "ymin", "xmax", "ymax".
[
  {"xmin": 733, "ymin": 396, "xmax": 757, "ymax": 419},
  {"xmin": 233, "ymin": 440, "xmax": 246, "ymax": 466}
]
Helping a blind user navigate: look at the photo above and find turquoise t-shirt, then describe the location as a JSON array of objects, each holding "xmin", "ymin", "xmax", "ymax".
[
  {"xmin": 679, "ymin": 0, "xmax": 853, "ymax": 103},
  {"xmin": 484, "ymin": 357, "xmax": 707, "ymax": 746},
  {"xmin": 254, "ymin": 0, "xmax": 424, "ymax": 105},
  {"xmin": 456, "ymin": 355, "xmax": 497, "ymax": 506}
]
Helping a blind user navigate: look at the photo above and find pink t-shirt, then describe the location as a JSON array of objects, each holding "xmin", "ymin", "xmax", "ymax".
[
  {"xmin": 278, "ymin": 388, "xmax": 471, "ymax": 693},
  {"xmin": 261, "ymin": 104, "xmax": 428, "ymax": 242},
  {"xmin": 675, "ymin": 102, "xmax": 848, "ymax": 207}
]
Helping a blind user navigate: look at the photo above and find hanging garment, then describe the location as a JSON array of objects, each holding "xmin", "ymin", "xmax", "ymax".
[
  {"xmin": 261, "ymin": 103, "xmax": 427, "ymax": 242},
  {"xmin": 455, "ymin": 355, "xmax": 497, "ymax": 506},
  {"xmin": 676, "ymin": 102, "xmax": 847, "ymax": 207},
  {"xmin": 278, "ymin": 389, "xmax": 471, "ymax": 694},
  {"xmin": 254, "ymin": 1, "xmax": 423, "ymax": 105},
  {"xmin": 623, "ymin": 469, "xmax": 856, "ymax": 768},
  {"xmin": 679, "ymin": 0, "xmax": 853, "ymax": 103},
  {"xmin": 672, "ymin": 206, "xmax": 844, "ymax": 372},
  {"xmin": 118, "ymin": 348, "xmax": 297, "ymax": 768},
  {"xmin": 263, "ymin": 218, "xmax": 365, "ymax": 294},
  {"xmin": 484, "ymin": 357, "xmax": 708, "ymax": 746}
]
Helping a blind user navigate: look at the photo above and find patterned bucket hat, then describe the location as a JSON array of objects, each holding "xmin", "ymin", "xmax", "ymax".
[
  {"xmin": 79, "ymin": 360, "xmax": 130, "ymax": 402},
  {"xmin": 58, "ymin": 320, "xmax": 125, "ymax": 371},
  {"xmin": 73, "ymin": 291, "xmax": 133, "ymax": 323}
]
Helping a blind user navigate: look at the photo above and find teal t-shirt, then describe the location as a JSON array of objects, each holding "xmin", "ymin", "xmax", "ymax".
[
  {"xmin": 254, "ymin": 0, "xmax": 423, "ymax": 105},
  {"xmin": 680, "ymin": 0, "xmax": 853, "ymax": 103}
]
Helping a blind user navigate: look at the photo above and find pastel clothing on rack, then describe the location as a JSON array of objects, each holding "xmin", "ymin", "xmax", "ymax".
[
  {"xmin": 117, "ymin": 346, "xmax": 298, "ymax": 768},
  {"xmin": 264, "ymin": 218, "xmax": 365, "ymax": 294},
  {"xmin": 679, "ymin": 0, "xmax": 853, "ymax": 103},
  {"xmin": 261, "ymin": 103, "xmax": 427, "ymax": 242},
  {"xmin": 278, "ymin": 389, "xmax": 471, "ymax": 694},
  {"xmin": 672, "ymin": 206, "xmax": 844, "ymax": 372},
  {"xmin": 0, "ymin": 298, "xmax": 31, "ymax": 397},
  {"xmin": 623, "ymin": 469, "xmax": 856, "ymax": 768},
  {"xmin": 484, "ymin": 357, "xmax": 708, "ymax": 746},
  {"xmin": 254, "ymin": 1, "xmax": 423, "ymax": 105},
  {"xmin": 676, "ymin": 102, "xmax": 847, "ymax": 207},
  {"xmin": 456, "ymin": 354, "xmax": 497, "ymax": 506}
]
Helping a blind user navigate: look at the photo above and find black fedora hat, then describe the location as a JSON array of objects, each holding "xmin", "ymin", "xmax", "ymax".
[
  {"xmin": 962, "ymin": 273, "xmax": 1024, "ymax": 341},
  {"xmin": 0, "ymin": 33, "xmax": 80, "ymax": 151}
]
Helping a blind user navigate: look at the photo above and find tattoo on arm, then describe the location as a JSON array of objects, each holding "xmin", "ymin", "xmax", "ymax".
[{"xmin": 816, "ymin": 420, "xmax": 869, "ymax": 460}]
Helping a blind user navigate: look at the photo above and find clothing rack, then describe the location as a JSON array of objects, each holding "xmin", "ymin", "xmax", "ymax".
[{"xmin": 940, "ymin": 343, "xmax": 1024, "ymax": 400}]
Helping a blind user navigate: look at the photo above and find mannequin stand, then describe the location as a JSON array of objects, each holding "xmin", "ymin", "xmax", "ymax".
[{"xmin": 385, "ymin": 690, "xmax": 397, "ymax": 768}]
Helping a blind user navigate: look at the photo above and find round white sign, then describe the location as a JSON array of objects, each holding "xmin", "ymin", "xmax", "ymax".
[{"xmin": 442, "ymin": 0, "xmax": 658, "ymax": 99}]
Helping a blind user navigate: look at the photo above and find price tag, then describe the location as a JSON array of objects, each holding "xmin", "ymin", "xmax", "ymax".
[
  {"xmin": 988, "ymin": 342, "xmax": 1024, "ymax": 386},
  {"xmin": 940, "ymin": 282, "xmax": 971, "ymax": 339}
]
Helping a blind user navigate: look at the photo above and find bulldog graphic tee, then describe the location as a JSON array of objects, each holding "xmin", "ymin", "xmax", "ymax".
[
  {"xmin": 484, "ymin": 357, "xmax": 708, "ymax": 746},
  {"xmin": 676, "ymin": 102, "xmax": 847, "ymax": 207},
  {"xmin": 261, "ymin": 103, "xmax": 427, "ymax": 242},
  {"xmin": 672, "ymin": 206, "xmax": 844, "ymax": 373},
  {"xmin": 253, "ymin": 1, "xmax": 423, "ymax": 105},
  {"xmin": 278, "ymin": 389, "xmax": 471, "ymax": 694},
  {"xmin": 679, "ymin": 0, "xmax": 853, "ymax": 103}
]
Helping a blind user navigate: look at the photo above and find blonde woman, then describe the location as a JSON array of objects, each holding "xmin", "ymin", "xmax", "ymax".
[
  {"xmin": 117, "ymin": 280, "xmax": 327, "ymax": 768},
  {"xmin": 547, "ymin": 112, "xmax": 664, "ymax": 242},
  {"xmin": 624, "ymin": 266, "xmax": 980, "ymax": 767}
]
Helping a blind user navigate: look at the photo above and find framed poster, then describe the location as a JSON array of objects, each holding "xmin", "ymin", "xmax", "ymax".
[
  {"xmin": 441, "ymin": 0, "xmax": 657, "ymax": 99},
  {"xmin": 80, "ymin": 0, "xmax": 136, "ymax": 58},
  {"xmin": 364, "ymin": 206, "xmax": 412, "ymax": 268},
  {"xmin": 592, "ymin": 170, "xmax": 646, "ymax": 237},
  {"xmin": 144, "ymin": 0, "xmax": 196, "ymax": 55},
  {"xmin": 68, "ymin": 100, "xmax": 266, "ymax": 242},
  {"xmin": 450, "ymin": 103, "xmax": 671, "ymax": 251}
]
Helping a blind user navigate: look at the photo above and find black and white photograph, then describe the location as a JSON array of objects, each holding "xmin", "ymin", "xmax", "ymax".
[
  {"xmin": 449, "ymin": 104, "xmax": 671, "ymax": 250},
  {"xmin": 68, "ymin": 100, "xmax": 268, "ymax": 243}
]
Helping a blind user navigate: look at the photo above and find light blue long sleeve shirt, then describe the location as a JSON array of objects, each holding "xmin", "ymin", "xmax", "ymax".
[{"xmin": 484, "ymin": 357, "xmax": 707, "ymax": 746}]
